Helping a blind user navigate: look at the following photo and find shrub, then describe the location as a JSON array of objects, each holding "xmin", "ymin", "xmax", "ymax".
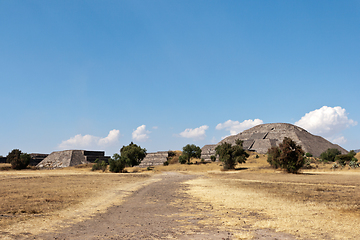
[
  {"xmin": 349, "ymin": 159, "xmax": 359, "ymax": 168},
  {"xmin": 210, "ymin": 155, "xmax": 216, "ymax": 162},
  {"xmin": 108, "ymin": 153, "xmax": 126, "ymax": 173},
  {"xmin": 335, "ymin": 150, "xmax": 357, "ymax": 167},
  {"xmin": 305, "ymin": 152, "xmax": 313, "ymax": 157},
  {"xmin": 91, "ymin": 158, "xmax": 108, "ymax": 172},
  {"xmin": 320, "ymin": 148, "xmax": 341, "ymax": 162},
  {"xmin": 215, "ymin": 139, "xmax": 249, "ymax": 170},
  {"xmin": 178, "ymin": 154, "xmax": 187, "ymax": 164},
  {"xmin": 163, "ymin": 161, "xmax": 169, "ymax": 166},
  {"xmin": 267, "ymin": 137, "xmax": 305, "ymax": 173},
  {"xmin": 255, "ymin": 154, "xmax": 259, "ymax": 159},
  {"xmin": 201, "ymin": 158, "xmax": 204, "ymax": 162},
  {"xmin": 6, "ymin": 149, "xmax": 30, "ymax": 170}
]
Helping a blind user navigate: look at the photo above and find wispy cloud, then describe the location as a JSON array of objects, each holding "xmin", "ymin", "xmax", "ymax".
[
  {"xmin": 59, "ymin": 129, "xmax": 120, "ymax": 149},
  {"xmin": 295, "ymin": 106, "xmax": 357, "ymax": 143},
  {"xmin": 132, "ymin": 125, "xmax": 150, "ymax": 142},
  {"xmin": 179, "ymin": 125, "xmax": 209, "ymax": 140},
  {"xmin": 216, "ymin": 119, "xmax": 263, "ymax": 135}
]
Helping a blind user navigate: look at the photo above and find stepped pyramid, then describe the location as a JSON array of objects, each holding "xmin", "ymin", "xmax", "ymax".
[
  {"xmin": 36, "ymin": 150, "xmax": 110, "ymax": 168},
  {"xmin": 202, "ymin": 123, "xmax": 347, "ymax": 158}
]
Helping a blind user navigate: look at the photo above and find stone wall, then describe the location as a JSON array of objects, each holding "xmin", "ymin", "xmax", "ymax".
[
  {"xmin": 29, "ymin": 153, "xmax": 49, "ymax": 166},
  {"xmin": 139, "ymin": 151, "xmax": 169, "ymax": 168},
  {"xmin": 200, "ymin": 145, "xmax": 218, "ymax": 161}
]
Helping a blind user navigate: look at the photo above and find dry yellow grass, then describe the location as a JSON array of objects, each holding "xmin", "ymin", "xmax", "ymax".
[
  {"xmin": 0, "ymin": 166, "xmax": 156, "ymax": 236},
  {"xmin": 184, "ymin": 170, "xmax": 360, "ymax": 239}
]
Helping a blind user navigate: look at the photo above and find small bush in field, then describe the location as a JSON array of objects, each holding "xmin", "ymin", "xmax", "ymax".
[
  {"xmin": 91, "ymin": 158, "xmax": 108, "ymax": 172},
  {"xmin": 210, "ymin": 155, "xmax": 216, "ymax": 162},
  {"xmin": 6, "ymin": 149, "xmax": 30, "ymax": 170},
  {"xmin": 108, "ymin": 153, "xmax": 126, "ymax": 173},
  {"xmin": 178, "ymin": 155, "xmax": 187, "ymax": 164},
  {"xmin": 267, "ymin": 137, "xmax": 305, "ymax": 173}
]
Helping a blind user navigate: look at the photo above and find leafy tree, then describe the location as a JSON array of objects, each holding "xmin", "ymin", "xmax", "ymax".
[
  {"xmin": 320, "ymin": 148, "xmax": 342, "ymax": 162},
  {"xmin": 210, "ymin": 155, "xmax": 216, "ymax": 162},
  {"xmin": 267, "ymin": 137, "xmax": 305, "ymax": 173},
  {"xmin": 108, "ymin": 153, "xmax": 127, "ymax": 173},
  {"xmin": 180, "ymin": 144, "xmax": 201, "ymax": 164},
  {"xmin": 120, "ymin": 142, "xmax": 147, "ymax": 167},
  {"xmin": 215, "ymin": 139, "xmax": 249, "ymax": 169},
  {"xmin": 6, "ymin": 149, "xmax": 30, "ymax": 170}
]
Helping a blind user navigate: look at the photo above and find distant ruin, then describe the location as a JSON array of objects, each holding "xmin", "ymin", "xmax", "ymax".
[
  {"xmin": 36, "ymin": 150, "xmax": 110, "ymax": 168},
  {"xmin": 138, "ymin": 151, "xmax": 169, "ymax": 168},
  {"xmin": 201, "ymin": 123, "xmax": 348, "ymax": 159}
]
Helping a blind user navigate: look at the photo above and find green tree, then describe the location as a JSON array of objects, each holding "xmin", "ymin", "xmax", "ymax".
[
  {"xmin": 180, "ymin": 144, "xmax": 201, "ymax": 164},
  {"xmin": 267, "ymin": 137, "xmax": 305, "ymax": 173},
  {"xmin": 6, "ymin": 149, "xmax": 30, "ymax": 170},
  {"xmin": 120, "ymin": 142, "xmax": 147, "ymax": 167},
  {"xmin": 108, "ymin": 153, "xmax": 127, "ymax": 173},
  {"xmin": 215, "ymin": 140, "xmax": 249, "ymax": 169},
  {"xmin": 320, "ymin": 148, "xmax": 342, "ymax": 162},
  {"xmin": 91, "ymin": 158, "xmax": 108, "ymax": 172},
  {"xmin": 210, "ymin": 155, "xmax": 216, "ymax": 162}
]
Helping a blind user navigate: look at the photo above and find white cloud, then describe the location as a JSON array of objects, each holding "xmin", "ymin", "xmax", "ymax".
[
  {"xmin": 59, "ymin": 129, "xmax": 120, "ymax": 149},
  {"xmin": 132, "ymin": 125, "xmax": 150, "ymax": 142},
  {"xmin": 332, "ymin": 136, "xmax": 347, "ymax": 145},
  {"xmin": 152, "ymin": 126, "xmax": 158, "ymax": 129},
  {"xmin": 295, "ymin": 106, "xmax": 357, "ymax": 139},
  {"xmin": 179, "ymin": 125, "xmax": 209, "ymax": 140},
  {"xmin": 216, "ymin": 119, "xmax": 263, "ymax": 135}
]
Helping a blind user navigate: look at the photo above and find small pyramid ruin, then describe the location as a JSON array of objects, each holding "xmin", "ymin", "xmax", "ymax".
[
  {"xmin": 36, "ymin": 150, "xmax": 110, "ymax": 168},
  {"xmin": 139, "ymin": 151, "xmax": 169, "ymax": 168},
  {"xmin": 201, "ymin": 123, "xmax": 347, "ymax": 158}
]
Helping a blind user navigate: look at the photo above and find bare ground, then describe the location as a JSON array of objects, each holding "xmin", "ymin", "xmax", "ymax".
[{"xmin": 2, "ymin": 172, "xmax": 299, "ymax": 240}]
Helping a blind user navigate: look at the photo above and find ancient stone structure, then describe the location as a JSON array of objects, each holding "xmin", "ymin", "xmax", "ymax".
[
  {"xmin": 201, "ymin": 145, "xmax": 218, "ymax": 161},
  {"xmin": 0, "ymin": 157, "xmax": 6, "ymax": 163},
  {"xmin": 139, "ymin": 151, "xmax": 169, "ymax": 168},
  {"xmin": 201, "ymin": 123, "xmax": 347, "ymax": 158},
  {"xmin": 36, "ymin": 150, "xmax": 110, "ymax": 168},
  {"xmin": 29, "ymin": 153, "xmax": 49, "ymax": 166}
]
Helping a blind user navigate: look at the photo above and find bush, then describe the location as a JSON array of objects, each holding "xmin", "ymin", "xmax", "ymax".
[
  {"xmin": 163, "ymin": 161, "xmax": 169, "ymax": 166},
  {"xmin": 267, "ymin": 137, "xmax": 305, "ymax": 173},
  {"xmin": 335, "ymin": 150, "xmax": 357, "ymax": 167},
  {"xmin": 255, "ymin": 154, "xmax": 259, "ymax": 159},
  {"xmin": 91, "ymin": 158, "xmax": 108, "ymax": 172},
  {"xmin": 108, "ymin": 153, "xmax": 126, "ymax": 173},
  {"xmin": 210, "ymin": 155, "xmax": 216, "ymax": 162},
  {"xmin": 305, "ymin": 152, "xmax": 313, "ymax": 157},
  {"xmin": 320, "ymin": 148, "xmax": 341, "ymax": 162},
  {"xmin": 215, "ymin": 139, "xmax": 249, "ymax": 170},
  {"xmin": 178, "ymin": 154, "xmax": 187, "ymax": 164},
  {"xmin": 6, "ymin": 149, "xmax": 30, "ymax": 170}
]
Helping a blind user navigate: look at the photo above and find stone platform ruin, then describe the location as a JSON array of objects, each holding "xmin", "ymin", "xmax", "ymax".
[
  {"xmin": 139, "ymin": 151, "xmax": 170, "ymax": 168},
  {"xmin": 201, "ymin": 123, "xmax": 347, "ymax": 159},
  {"xmin": 36, "ymin": 150, "xmax": 110, "ymax": 168}
]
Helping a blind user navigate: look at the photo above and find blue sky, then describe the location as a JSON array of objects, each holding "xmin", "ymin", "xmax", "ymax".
[{"xmin": 1, "ymin": 0, "xmax": 359, "ymax": 156}]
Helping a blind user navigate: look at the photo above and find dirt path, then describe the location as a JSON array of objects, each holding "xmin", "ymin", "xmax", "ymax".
[{"xmin": 28, "ymin": 172, "xmax": 297, "ymax": 240}]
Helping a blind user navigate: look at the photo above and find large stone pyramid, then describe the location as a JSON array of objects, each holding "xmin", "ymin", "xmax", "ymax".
[{"xmin": 202, "ymin": 123, "xmax": 347, "ymax": 158}]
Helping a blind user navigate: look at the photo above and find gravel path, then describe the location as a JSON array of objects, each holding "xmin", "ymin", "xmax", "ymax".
[{"xmin": 32, "ymin": 172, "xmax": 298, "ymax": 240}]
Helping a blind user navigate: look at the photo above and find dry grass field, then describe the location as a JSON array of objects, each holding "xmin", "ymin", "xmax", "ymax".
[
  {"xmin": 0, "ymin": 164, "xmax": 155, "ymax": 237},
  {"xmin": 1, "ymin": 152, "xmax": 360, "ymax": 239}
]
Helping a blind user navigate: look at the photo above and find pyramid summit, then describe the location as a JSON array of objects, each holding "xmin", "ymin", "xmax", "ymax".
[{"xmin": 202, "ymin": 123, "xmax": 347, "ymax": 159}]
